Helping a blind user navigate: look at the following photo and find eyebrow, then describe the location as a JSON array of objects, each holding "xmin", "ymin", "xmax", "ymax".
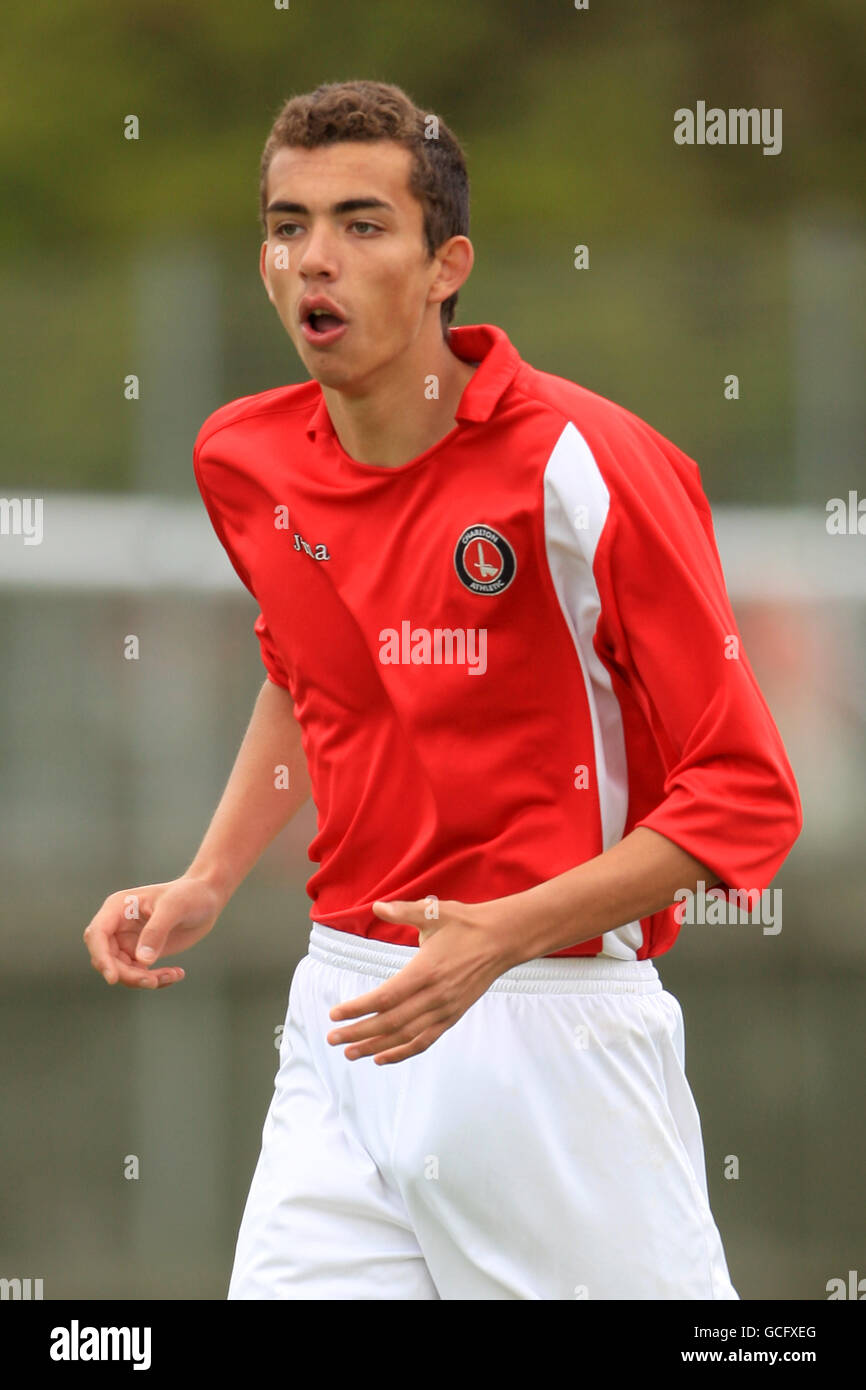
[{"xmin": 265, "ymin": 197, "xmax": 396, "ymax": 217}]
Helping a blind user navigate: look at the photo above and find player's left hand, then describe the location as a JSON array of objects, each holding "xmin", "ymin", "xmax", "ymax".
[{"xmin": 325, "ymin": 897, "xmax": 518, "ymax": 1065}]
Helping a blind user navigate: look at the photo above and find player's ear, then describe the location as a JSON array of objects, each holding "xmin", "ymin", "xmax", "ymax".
[
  {"xmin": 259, "ymin": 241, "xmax": 276, "ymax": 305},
  {"xmin": 427, "ymin": 235, "xmax": 473, "ymax": 311}
]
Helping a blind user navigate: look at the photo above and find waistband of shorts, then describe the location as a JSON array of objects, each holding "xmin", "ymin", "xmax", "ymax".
[{"xmin": 308, "ymin": 923, "xmax": 663, "ymax": 995}]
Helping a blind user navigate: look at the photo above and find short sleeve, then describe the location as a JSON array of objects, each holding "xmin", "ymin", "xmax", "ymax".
[
  {"xmin": 194, "ymin": 432, "xmax": 292, "ymax": 693},
  {"xmin": 254, "ymin": 611, "xmax": 292, "ymax": 690}
]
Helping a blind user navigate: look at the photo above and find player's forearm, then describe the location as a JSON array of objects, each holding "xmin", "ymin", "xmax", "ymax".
[
  {"xmin": 184, "ymin": 678, "xmax": 311, "ymax": 909},
  {"xmin": 495, "ymin": 827, "xmax": 719, "ymax": 965}
]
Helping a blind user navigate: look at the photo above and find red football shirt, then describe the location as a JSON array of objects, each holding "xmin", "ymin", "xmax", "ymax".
[{"xmin": 193, "ymin": 322, "xmax": 802, "ymax": 957}]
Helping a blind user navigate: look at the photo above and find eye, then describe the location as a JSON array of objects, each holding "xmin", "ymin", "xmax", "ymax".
[
  {"xmin": 351, "ymin": 220, "xmax": 380, "ymax": 235},
  {"xmin": 274, "ymin": 222, "xmax": 302, "ymax": 237}
]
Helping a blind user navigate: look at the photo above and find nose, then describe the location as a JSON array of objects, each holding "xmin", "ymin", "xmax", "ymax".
[{"xmin": 297, "ymin": 220, "xmax": 338, "ymax": 280}]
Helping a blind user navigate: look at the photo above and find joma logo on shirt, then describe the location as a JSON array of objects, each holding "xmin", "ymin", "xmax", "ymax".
[
  {"xmin": 293, "ymin": 532, "xmax": 331, "ymax": 560},
  {"xmin": 379, "ymin": 621, "xmax": 488, "ymax": 676}
]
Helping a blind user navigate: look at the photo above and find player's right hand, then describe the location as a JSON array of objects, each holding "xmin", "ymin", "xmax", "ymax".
[{"xmin": 82, "ymin": 875, "xmax": 224, "ymax": 989}]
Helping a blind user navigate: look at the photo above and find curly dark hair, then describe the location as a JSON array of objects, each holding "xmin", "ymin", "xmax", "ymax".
[{"xmin": 259, "ymin": 80, "xmax": 470, "ymax": 331}]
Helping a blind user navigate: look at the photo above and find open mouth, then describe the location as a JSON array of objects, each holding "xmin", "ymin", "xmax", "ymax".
[{"xmin": 304, "ymin": 308, "xmax": 345, "ymax": 335}]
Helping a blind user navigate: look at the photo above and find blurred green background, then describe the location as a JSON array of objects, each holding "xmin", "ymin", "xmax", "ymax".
[{"xmin": 1, "ymin": 0, "xmax": 864, "ymax": 1300}]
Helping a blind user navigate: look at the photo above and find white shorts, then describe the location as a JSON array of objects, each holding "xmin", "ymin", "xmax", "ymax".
[{"xmin": 228, "ymin": 923, "xmax": 739, "ymax": 1300}]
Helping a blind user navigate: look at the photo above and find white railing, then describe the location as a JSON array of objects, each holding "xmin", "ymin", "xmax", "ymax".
[{"xmin": 0, "ymin": 497, "xmax": 863, "ymax": 599}]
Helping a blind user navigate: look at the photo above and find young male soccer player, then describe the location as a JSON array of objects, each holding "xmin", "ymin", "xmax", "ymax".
[{"xmin": 83, "ymin": 80, "xmax": 802, "ymax": 1300}]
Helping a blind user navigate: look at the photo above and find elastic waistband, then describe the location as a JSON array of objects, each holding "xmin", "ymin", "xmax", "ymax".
[{"xmin": 308, "ymin": 923, "xmax": 662, "ymax": 995}]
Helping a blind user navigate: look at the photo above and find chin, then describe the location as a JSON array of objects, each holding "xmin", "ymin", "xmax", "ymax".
[{"xmin": 305, "ymin": 360, "xmax": 356, "ymax": 390}]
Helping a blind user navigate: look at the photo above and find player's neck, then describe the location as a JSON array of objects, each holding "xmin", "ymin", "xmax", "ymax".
[{"xmin": 319, "ymin": 332, "xmax": 477, "ymax": 468}]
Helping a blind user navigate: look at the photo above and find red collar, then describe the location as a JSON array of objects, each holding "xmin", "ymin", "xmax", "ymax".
[{"xmin": 305, "ymin": 323, "xmax": 521, "ymax": 440}]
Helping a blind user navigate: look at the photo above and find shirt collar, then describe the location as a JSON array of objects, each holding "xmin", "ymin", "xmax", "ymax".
[{"xmin": 305, "ymin": 323, "xmax": 521, "ymax": 440}]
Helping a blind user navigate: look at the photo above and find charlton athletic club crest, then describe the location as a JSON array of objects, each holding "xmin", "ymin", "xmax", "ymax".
[{"xmin": 454, "ymin": 524, "xmax": 517, "ymax": 596}]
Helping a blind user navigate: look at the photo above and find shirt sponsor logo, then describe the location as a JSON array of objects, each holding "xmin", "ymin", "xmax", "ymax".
[
  {"xmin": 292, "ymin": 531, "xmax": 331, "ymax": 560},
  {"xmin": 454, "ymin": 524, "xmax": 516, "ymax": 595}
]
